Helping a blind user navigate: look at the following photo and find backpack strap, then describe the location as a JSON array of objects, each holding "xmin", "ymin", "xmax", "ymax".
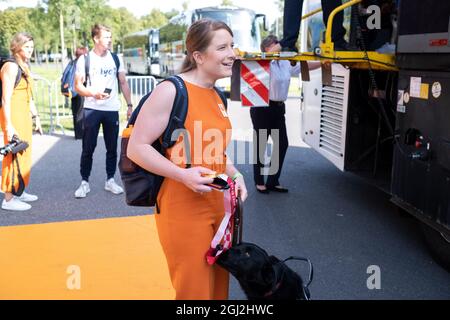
[
  {"xmin": 213, "ymin": 87, "xmax": 228, "ymax": 110},
  {"xmin": 111, "ymin": 52, "xmax": 120, "ymax": 78},
  {"xmin": 161, "ymin": 75, "xmax": 191, "ymax": 168},
  {"xmin": 111, "ymin": 51, "xmax": 121, "ymax": 93},
  {"xmin": 0, "ymin": 59, "xmax": 23, "ymax": 108},
  {"xmin": 84, "ymin": 53, "xmax": 91, "ymax": 87},
  {"xmin": 13, "ymin": 64, "xmax": 22, "ymax": 88}
]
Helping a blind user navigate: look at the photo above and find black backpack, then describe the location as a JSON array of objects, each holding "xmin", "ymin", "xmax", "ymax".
[
  {"xmin": 119, "ymin": 75, "xmax": 227, "ymax": 212},
  {"xmin": 0, "ymin": 58, "xmax": 23, "ymax": 108}
]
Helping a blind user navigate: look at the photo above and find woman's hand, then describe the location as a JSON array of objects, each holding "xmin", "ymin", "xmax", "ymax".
[
  {"xmin": 180, "ymin": 166, "xmax": 216, "ymax": 194},
  {"xmin": 34, "ymin": 116, "xmax": 43, "ymax": 135},
  {"xmin": 234, "ymin": 175, "xmax": 248, "ymax": 202}
]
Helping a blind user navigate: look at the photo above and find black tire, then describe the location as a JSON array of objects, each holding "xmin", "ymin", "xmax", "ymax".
[{"xmin": 421, "ymin": 222, "xmax": 450, "ymax": 271}]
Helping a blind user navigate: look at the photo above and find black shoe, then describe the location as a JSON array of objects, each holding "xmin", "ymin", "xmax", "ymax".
[
  {"xmin": 256, "ymin": 185, "xmax": 270, "ymax": 194},
  {"xmin": 334, "ymin": 40, "xmax": 359, "ymax": 51},
  {"xmin": 334, "ymin": 40, "xmax": 351, "ymax": 51},
  {"xmin": 281, "ymin": 46, "xmax": 298, "ymax": 53},
  {"xmin": 266, "ymin": 185, "xmax": 289, "ymax": 193}
]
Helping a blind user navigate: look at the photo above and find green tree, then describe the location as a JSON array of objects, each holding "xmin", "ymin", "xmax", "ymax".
[
  {"xmin": 28, "ymin": 4, "xmax": 59, "ymax": 63},
  {"xmin": 0, "ymin": 8, "xmax": 34, "ymax": 56},
  {"xmin": 221, "ymin": 0, "xmax": 234, "ymax": 6},
  {"xmin": 164, "ymin": 9, "xmax": 179, "ymax": 20},
  {"xmin": 273, "ymin": 0, "xmax": 284, "ymax": 37},
  {"xmin": 140, "ymin": 9, "xmax": 168, "ymax": 29},
  {"xmin": 105, "ymin": 7, "xmax": 140, "ymax": 52}
]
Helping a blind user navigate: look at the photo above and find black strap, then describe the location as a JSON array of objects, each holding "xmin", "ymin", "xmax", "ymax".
[
  {"xmin": 232, "ymin": 196, "xmax": 243, "ymax": 246},
  {"xmin": 0, "ymin": 59, "xmax": 23, "ymax": 107},
  {"xmin": 14, "ymin": 66, "xmax": 22, "ymax": 88},
  {"xmin": 111, "ymin": 52, "xmax": 120, "ymax": 78},
  {"xmin": 111, "ymin": 52, "xmax": 121, "ymax": 94},
  {"xmin": 213, "ymin": 87, "xmax": 228, "ymax": 110},
  {"xmin": 282, "ymin": 256, "xmax": 314, "ymax": 300},
  {"xmin": 84, "ymin": 53, "xmax": 90, "ymax": 87},
  {"xmin": 161, "ymin": 76, "xmax": 191, "ymax": 168},
  {"xmin": 11, "ymin": 154, "xmax": 25, "ymax": 196}
]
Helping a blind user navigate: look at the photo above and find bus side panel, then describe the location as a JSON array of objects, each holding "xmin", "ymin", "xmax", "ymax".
[
  {"xmin": 392, "ymin": 70, "xmax": 450, "ymax": 232},
  {"xmin": 301, "ymin": 64, "xmax": 350, "ymax": 171}
]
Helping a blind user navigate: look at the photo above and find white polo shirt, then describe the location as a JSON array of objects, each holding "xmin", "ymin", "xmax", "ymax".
[{"xmin": 76, "ymin": 50, "xmax": 126, "ymax": 112}]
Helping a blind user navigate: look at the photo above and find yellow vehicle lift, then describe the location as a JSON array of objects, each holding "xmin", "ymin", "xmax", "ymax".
[{"xmin": 235, "ymin": 0, "xmax": 397, "ymax": 80}]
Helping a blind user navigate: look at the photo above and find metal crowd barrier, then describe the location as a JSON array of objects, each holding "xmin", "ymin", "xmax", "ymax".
[
  {"xmin": 32, "ymin": 75, "xmax": 157, "ymax": 135},
  {"xmin": 126, "ymin": 76, "xmax": 158, "ymax": 107}
]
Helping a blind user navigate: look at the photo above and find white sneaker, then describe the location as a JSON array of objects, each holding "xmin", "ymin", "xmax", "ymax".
[
  {"xmin": 75, "ymin": 181, "xmax": 90, "ymax": 198},
  {"xmin": 2, "ymin": 198, "xmax": 32, "ymax": 211},
  {"xmin": 105, "ymin": 178, "xmax": 123, "ymax": 195},
  {"xmin": 16, "ymin": 191, "xmax": 38, "ymax": 202}
]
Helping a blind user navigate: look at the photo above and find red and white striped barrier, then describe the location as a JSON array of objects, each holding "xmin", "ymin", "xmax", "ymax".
[{"xmin": 240, "ymin": 60, "xmax": 270, "ymax": 107}]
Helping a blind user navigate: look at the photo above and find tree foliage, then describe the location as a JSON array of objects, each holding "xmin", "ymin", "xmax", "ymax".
[{"xmin": 0, "ymin": 0, "xmax": 176, "ymax": 57}]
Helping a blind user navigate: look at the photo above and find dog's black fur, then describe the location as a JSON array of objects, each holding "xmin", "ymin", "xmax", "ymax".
[{"xmin": 217, "ymin": 242, "xmax": 311, "ymax": 300}]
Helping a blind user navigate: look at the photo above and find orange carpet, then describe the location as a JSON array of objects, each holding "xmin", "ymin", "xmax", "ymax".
[{"xmin": 0, "ymin": 215, "xmax": 174, "ymax": 300}]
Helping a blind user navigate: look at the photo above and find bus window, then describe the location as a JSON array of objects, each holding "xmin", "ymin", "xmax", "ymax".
[{"xmin": 198, "ymin": 10, "xmax": 261, "ymax": 52}]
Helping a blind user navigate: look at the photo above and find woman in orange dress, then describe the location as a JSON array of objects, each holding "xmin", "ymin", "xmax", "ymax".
[
  {"xmin": 127, "ymin": 19, "xmax": 248, "ymax": 300},
  {"xmin": 0, "ymin": 32, "xmax": 42, "ymax": 211}
]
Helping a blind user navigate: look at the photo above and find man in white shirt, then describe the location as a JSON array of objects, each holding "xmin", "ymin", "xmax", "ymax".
[
  {"xmin": 74, "ymin": 24, "xmax": 133, "ymax": 198},
  {"xmin": 251, "ymin": 35, "xmax": 320, "ymax": 194}
]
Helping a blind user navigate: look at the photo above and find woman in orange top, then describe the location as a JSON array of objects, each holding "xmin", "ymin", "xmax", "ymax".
[
  {"xmin": 128, "ymin": 19, "xmax": 248, "ymax": 300},
  {"xmin": 0, "ymin": 32, "xmax": 42, "ymax": 211}
]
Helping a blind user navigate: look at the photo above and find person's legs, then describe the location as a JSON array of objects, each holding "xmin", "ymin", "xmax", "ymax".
[
  {"xmin": 71, "ymin": 95, "xmax": 84, "ymax": 140},
  {"xmin": 280, "ymin": 0, "xmax": 304, "ymax": 51},
  {"xmin": 250, "ymin": 107, "xmax": 270, "ymax": 187},
  {"xmin": 155, "ymin": 207, "xmax": 228, "ymax": 300},
  {"xmin": 101, "ymin": 111, "xmax": 119, "ymax": 180},
  {"xmin": 321, "ymin": 0, "xmax": 348, "ymax": 48},
  {"xmin": 266, "ymin": 102, "xmax": 289, "ymax": 188},
  {"xmin": 80, "ymin": 109, "xmax": 101, "ymax": 182}
]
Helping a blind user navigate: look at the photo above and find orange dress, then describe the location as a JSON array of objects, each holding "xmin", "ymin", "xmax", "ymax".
[
  {"xmin": 155, "ymin": 80, "xmax": 232, "ymax": 300},
  {"xmin": 1, "ymin": 76, "xmax": 33, "ymax": 193}
]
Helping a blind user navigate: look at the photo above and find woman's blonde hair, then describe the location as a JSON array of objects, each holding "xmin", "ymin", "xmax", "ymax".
[
  {"xmin": 9, "ymin": 32, "xmax": 34, "ymax": 78},
  {"xmin": 181, "ymin": 19, "xmax": 233, "ymax": 73}
]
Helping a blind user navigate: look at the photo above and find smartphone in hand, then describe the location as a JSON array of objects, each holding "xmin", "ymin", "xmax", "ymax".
[
  {"xmin": 104, "ymin": 88, "xmax": 112, "ymax": 94},
  {"xmin": 205, "ymin": 174, "xmax": 230, "ymax": 191}
]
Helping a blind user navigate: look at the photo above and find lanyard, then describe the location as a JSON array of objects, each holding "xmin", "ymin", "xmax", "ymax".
[{"xmin": 206, "ymin": 176, "xmax": 237, "ymax": 265}]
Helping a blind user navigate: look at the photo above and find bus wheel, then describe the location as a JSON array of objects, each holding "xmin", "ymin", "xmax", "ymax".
[{"xmin": 421, "ymin": 222, "xmax": 450, "ymax": 271}]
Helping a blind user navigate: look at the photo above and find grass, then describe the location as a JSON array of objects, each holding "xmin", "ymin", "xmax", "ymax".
[{"xmin": 31, "ymin": 62, "xmax": 62, "ymax": 82}]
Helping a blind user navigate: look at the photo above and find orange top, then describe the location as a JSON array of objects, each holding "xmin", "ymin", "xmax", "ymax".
[{"xmin": 157, "ymin": 80, "xmax": 232, "ymax": 212}]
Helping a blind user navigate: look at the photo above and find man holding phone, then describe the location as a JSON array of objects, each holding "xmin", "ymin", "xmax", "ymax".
[{"xmin": 73, "ymin": 24, "xmax": 133, "ymax": 198}]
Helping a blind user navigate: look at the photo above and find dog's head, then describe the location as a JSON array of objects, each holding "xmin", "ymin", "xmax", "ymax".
[
  {"xmin": 217, "ymin": 242, "xmax": 309, "ymax": 300},
  {"xmin": 217, "ymin": 243, "xmax": 273, "ymax": 281}
]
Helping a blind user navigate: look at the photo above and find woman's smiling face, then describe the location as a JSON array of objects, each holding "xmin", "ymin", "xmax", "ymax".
[{"xmin": 195, "ymin": 29, "xmax": 236, "ymax": 79}]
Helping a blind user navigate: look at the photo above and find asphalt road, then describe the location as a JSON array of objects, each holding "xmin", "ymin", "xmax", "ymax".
[{"xmin": 0, "ymin": 97, "xmax": 449, "ymax": 299}]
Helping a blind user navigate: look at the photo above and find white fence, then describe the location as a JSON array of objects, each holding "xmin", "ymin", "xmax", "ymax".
[{"xmin": 33, "ymin": 75, "xmax": 157, "ymax": 135}]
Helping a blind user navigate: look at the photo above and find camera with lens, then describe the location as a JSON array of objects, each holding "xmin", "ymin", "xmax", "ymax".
[{"xmin": 0, "ymin": 135, "xmax": 29, "ymax": 156}]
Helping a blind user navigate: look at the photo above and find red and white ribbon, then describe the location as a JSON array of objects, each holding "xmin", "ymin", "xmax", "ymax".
[{"xmin": 206, "ymin": 176, "xmax": 237, "ymax": 265}]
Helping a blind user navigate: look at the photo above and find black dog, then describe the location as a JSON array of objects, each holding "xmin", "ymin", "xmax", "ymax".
[{"xmin": 217, "ymin": 242, "xmax": 313, "ymax": 300}]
